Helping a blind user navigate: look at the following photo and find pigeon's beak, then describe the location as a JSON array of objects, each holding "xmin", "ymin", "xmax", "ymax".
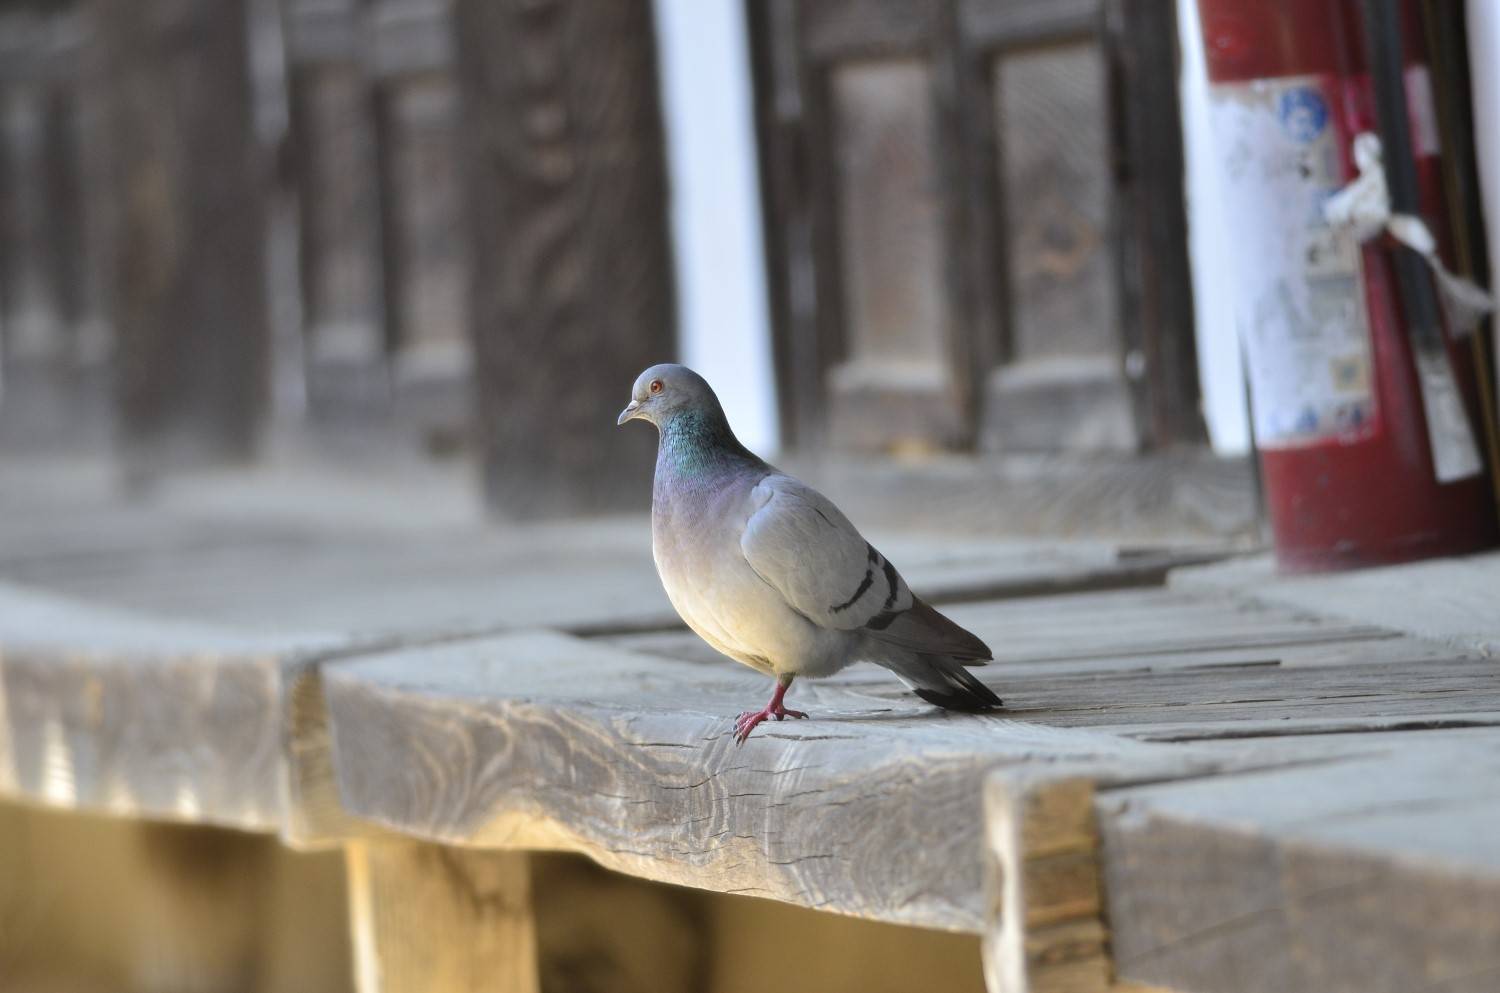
[{"xmin": 616, "ymin": 400, "xmax": 642, "ymax": 426}]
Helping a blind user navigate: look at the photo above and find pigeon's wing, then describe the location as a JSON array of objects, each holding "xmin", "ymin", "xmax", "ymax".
[
  {"xmin": 740, "ymin": 476, "xmax": 991, "ymax": 660},
  {"xmin": 739, "ymin": 475, "xmax": 901, "ymax": 631}
]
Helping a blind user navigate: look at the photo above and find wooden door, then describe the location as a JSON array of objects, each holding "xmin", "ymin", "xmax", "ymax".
[{"xmin": 751, "ymin": 0, "xmax": 1202, "ymax": 453}]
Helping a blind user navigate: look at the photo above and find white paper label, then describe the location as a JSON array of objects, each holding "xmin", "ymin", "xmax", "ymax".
[{"xmin": 1211, "ymin": 75, "xmax": 1377, "ymax": 446}]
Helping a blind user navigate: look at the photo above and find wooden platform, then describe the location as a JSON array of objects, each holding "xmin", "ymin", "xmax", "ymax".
[{"xmin": 1, "ymin": 457, "xmax": 1496, "ymax": 993}]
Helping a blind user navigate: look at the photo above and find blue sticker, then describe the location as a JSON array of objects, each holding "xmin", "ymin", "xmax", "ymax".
[{"xmin": 1279, "ymin": 87, "xmax": 1328, "ymax": 143}]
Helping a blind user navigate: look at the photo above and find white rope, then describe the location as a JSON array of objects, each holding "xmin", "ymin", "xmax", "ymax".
[{"xmin": 1322, "ymin": 131, "xmax": 1495, "ymax": 335}]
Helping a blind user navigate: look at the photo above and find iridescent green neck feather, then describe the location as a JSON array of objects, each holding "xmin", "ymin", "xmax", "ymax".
[{"xmin": 657, "ymin": 407, "xmax": 758, "ymax": 482}]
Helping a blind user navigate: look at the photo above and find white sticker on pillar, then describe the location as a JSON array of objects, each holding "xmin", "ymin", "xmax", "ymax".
[{"xmin": 1211, "ymin": 74, "xmax": 1377, "ymax": 447}]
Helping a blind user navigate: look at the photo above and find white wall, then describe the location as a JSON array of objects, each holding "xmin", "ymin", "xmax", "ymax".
[
  {"xmin": 1176, "ymin": 0, "xmax": 1252, "ymax": 455},
  {"xmin": 652, "ymin": 0, "xmax": 780, "ymax": 455}
]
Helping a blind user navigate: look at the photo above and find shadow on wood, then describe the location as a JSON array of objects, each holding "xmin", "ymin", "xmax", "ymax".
[{"xmin": 0, "ymin": 801, "xmax": 353, "ymax": 993}]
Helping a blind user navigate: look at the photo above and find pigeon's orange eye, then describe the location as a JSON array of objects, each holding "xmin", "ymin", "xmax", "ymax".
[{"xmin": 649, "ymin": 379, "xmax": 664, "ymax": 395}]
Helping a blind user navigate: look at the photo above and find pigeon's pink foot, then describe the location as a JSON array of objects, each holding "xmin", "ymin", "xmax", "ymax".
[{"xmin": 733, "ymin": 680, "xmax": 808, "ymax": 744}]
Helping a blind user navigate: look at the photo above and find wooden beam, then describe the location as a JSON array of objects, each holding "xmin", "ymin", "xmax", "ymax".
[
  {"xmin": 1173, "ymin": 552, "xmax": 1500, "ymax": 657},
  {"xmin": 1107, "ymin": 0, "xmax": 1203, "ymax": 447},
  {"xmin": 371, "ymin": 69, "xmax": 469, "ymax": 425},
  {"xmin": 452, "ymin": 0, "xmax": 675, "ymax": 517},
  {"xmin": 97, "ymin": 0, "xmax": 269, "ymax": 469},
  {"xmin": 0, "ymin": 582, "xmax": 354, "ymax": 842},
  {"xmin": 983, "ymin": 776, "xmax": 1111, "ymax": 993},
  {"xmin": 1098, "ymin": 734, "xmax": 1500, "ymax": 993},
  {"xmin": 321, "ymin": 627, "xmax": 1216, "ymax": 932},
  {"xmin": 0, "ymin": 9, "xmax": 90, "ymax": 449},
  {"xmin": 282, "ymin": 0, "xmax": 389, "ymax": 414},
  {"xmin": 346, "ymin": 841, "xmax": 539, "ymax": 993}
]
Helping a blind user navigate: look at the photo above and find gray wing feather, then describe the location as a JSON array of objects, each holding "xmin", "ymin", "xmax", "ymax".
[
  {"xmin": 740, "ymin": 476, "xmax": 910, "ymax": 631},
  {"xmin": 740, "ymin": 477, "xmax": 993, "ymax": 661}
]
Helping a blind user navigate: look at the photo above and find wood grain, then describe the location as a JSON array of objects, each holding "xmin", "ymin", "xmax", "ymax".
[
  {"xmin": 1, "ymin": 644, "xmax": 286, "ymax": 830},
  {"xmin": 611, "ymin": 586, "xmax": 1499, "ymax": 742},
  {"xmin": 0, "ymin": 581, "xmax": 346, "ymax": 838},
  {"xmin": 1099, "ymin": 732, "xmax": 1500, "ymax": 993},
  {"xmin": 1174, "ymin": 551, "xmax": 1500, "ymax": 656},
  {"xmin": 346, "ymin": 841, "xmax": 539, "ymax": 993},
  {"xmin": 0, "ymin": 479, "xmax": 1231, "ymax": 847},
  {"xmin": 321, "ymin": 628, "xmax": 1232, "ymax": 932},
  {"xmin": 983, "ymin": 775, "xmax": 1111, "ymax": 993},
  {"xmin": 0, "ymin": 466, "xmax": 1219, "ymax": 641},
  {"xmin": 319, "ymin": 582, "xmax": 1498, "ymax": 950},
  {"xmin": 3, "ymin": 464, "xmax": 1496, "ymax": 993}
]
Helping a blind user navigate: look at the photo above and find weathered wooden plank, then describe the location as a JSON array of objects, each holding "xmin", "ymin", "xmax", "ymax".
[
  {"xmin": 985, "ymin": 656, "xmax": 1500, "ymax": 738},
  {"xmin": 283, "ymin": 656, "xmax": 392, "ymax": 846},
  {"xmin": 611, "ymin": 586, "xmax": 1479, "ymax": 731},
  {"xmin": 322, "ymin": 629, "xmax": 1225, "ymax": 932},
  {"xmin": 1098, "ymin": 732, "xmax": 1500, "ymax": 993},
  {"xmin": 0, "ymin": 581, "xmax": 383, "ymax": 847},
  {"xmin": 0, "ymin": 516, "xmax": 679, "ymax": 639},
  {"xmin": 1173, "ymin": 551, "xmax": 1500, "ymax": 656},
  {"xmin": 346, "ymin": 841, "xmax": 539, "ymax": 993},
  {"xmin": 608, "ymin": 623, "xmax": 1450, "ymax": 678},
  {"xmin": 0, "ymin": 470, "xmax": 1223, "ymax": 640},
  {"xmin": 983, "ymin": 776, "xmax": 1112, "ymax": 993}
]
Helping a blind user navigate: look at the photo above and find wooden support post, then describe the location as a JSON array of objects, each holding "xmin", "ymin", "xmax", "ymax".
[
  {"xmin": 367, "ymin": 0, "xmax": 470, "ymax": 438},
  {"xmin": 984, "ymin": 776, "xmax": 1112, "ymax": 993},
  {"xmin": 0, "ymin": 804, "xmax": 353, "ymax": 993},
  {"xmin": 1107, "ymin": 0, "xmax": 1204, "ymax": 447},
  {"xmin": 0, "ymin": 7, "xmax": 113, "ymax": 451},
  {"xmin": 0, "ymin": 81, "xmax": 66, "ymax": 376},
  {"xmin": 282, "ymin": 0, "xmax": 390, "ymax": 414},
  {"xmin": 983, "ymin": 774, "xmax": 1178, "ymax": 993},
  {"xmin": 452, "ymin": 0, "xmax": 676, "ymax": 517},
  {"xmin": 97, "ymin": 0, "xmax": 269, "ymax": 470},
  {"xmin": 128, "ymin": 822, "xmax": 271, "ymax": 993},
  {"xmin": 345, "ymin": 841, "xmax": 540, "ymax": 993},
  {"xmin": 0, "ymin": 9, "xmax": 74, "ymax": 443}
]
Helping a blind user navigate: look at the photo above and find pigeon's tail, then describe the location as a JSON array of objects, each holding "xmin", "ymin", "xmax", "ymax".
[{"xmin": 884, "ymin": 653, "xmax": 1003, "ymax": 711}]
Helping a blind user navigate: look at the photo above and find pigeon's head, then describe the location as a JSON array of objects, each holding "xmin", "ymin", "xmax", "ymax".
[{"xmin": 617, "ymin": 363, "xmax": 720, "ymax": 429}]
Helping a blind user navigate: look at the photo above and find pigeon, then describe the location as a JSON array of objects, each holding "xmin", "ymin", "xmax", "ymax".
[{"xmin": 617, "ymin": 363, "xmax": 1001, "ymax": 743}]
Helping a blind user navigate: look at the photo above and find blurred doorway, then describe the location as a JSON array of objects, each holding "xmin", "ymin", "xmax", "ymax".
[{"xmin": 751, "ymin": 0, "xmax": 1204, "ymax": 454}]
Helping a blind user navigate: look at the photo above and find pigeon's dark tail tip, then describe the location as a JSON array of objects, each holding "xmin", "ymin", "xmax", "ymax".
[{"xmin": 914, "ymin": 665, "xmax": 1003, "ymax": 712}]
